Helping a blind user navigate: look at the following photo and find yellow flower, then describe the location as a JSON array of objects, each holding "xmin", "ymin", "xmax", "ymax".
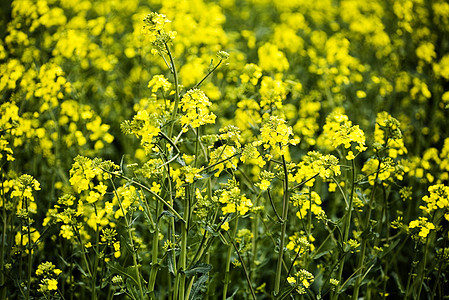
[
  {"xmin": 222, "ymin": 202, "xmax": 236, "ymax": 214},
  {"xmin": 259, "ymin": 179, "xmax": 271, "ymax": 191},
  {"xmin": 209, "ymin": 145, "xmax": 238, "ymax": 177},
  {"xmin": 143, "ymin": 12, "xmax": 170, "ymax": 33},
  {"xmin": 318, "ymin": 110, "xmax": 367, "ymax": 154},
  {"xmin": 258, "ymin": 42, "xmax": 289, "ymax": 72},
  {"xmin": 346, "ymin": 150, "xmax": 355, "ymax": 160},
  {"xmin": 260, "ymin": 116, "xmax": 296, "ymax": 156},
  {"xmin": 148, "ymin": 75, "xmax": 172, "ymax": 93},
  {"xmin": 47, "ymin": 279, "xmax": 58, "ymax": 291},
  {"xmin": 150, "ymin": 182, "xmax": 161, "ymax": 194},
  {"xmin": 240, "ymin": 63, "xmax": 262, "ymax": 85},
  {"xmin": 180, "ymin": 89, "xmax": 216, "ymax": 131},
  {"xmin": 221, "ymin": 221, "xmax": 230, "ymax": 231},
  {"xmin": 60, "ymin": 224, "xmax": 74, "ymax": 240},
  {"xmin": 356, "ymin": 90, "xmax": 366, "ymax": 98},
  {"xmin": 408, "ymin": 217, "xmax": 436, "ymax": 241},
  {"xmin": 237, "ymin": 196, "xmax": 253, "ymax": 215},
  {"xmin": 54, "ymin": 269, "xmax": 62, "ymax": 276}
]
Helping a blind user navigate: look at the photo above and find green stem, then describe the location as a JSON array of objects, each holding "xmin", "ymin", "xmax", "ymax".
[
  {"xmin": 148, "ymin": 199, "xmax": 161, "ymax": 297},
  {"xmin": 222, "ymin": 217, "xmax": 238, "ymax": 300},
  {"xmin": 91, "ymin": 204, "xmax": 100, "ymax": 300},
  {"xmin": 184, "ymin": 276, "xmax": 196, "ymax": 300},
  {"xmin": 226, "ymin": 231, "xmax": 257, "ymax": 300},
  {"xmin": 307, "ymin": 186, "xmax": 312, "ymax": 238},
  {"xmin": 192, "ymin": 59, "xmax": 223, "ymax": 90},
  {"xmin": 416, "ymin": 231, "xmax": 430, "ymax": 298},
  {"xmin": 268, "ymin": 188, "xmax": 283, "ymax": 223},
  {"xmin": 404, "ymin": 241, "xmax": 419, "ymax": 299},
  {"xmin": 0, "ymin": 171, "xmax": 7, "ymax": 300},
  {"xmin": 176, "ymin": 186, "xmax": 190, "ymax": 300},
  {"xmin": 110, "ymin": 179, "xmax": 145, "ymax": 300},
  {"xmin": 353, "ymin": 156, "xmax": 381, "ymax": 299},
  {"xmin": 274, "ymin": 154, "xmax": 290, "ymax": 295},
  {"xmin": 335, "ymin": 159, "xmax": 356, "ymax": 298},
  {"xmin": 25, "ymin": 198, "xmax": 32, "ymax": 300},
  {"xmin": 165, "ymin": 42, "xmax": 180, "ymax": 140},
  {"xmin": 72, "ymin": 225, "xmax": 93, "ymax": 278},
  {"xmin": 102, "ymin": 170, "xmax": 185, "ymax": 223},
  {"xmin": 251, "ymin": 193, "xmax": 262, "ymax": 284}
]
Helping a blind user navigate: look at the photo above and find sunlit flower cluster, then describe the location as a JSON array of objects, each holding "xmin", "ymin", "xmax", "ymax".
[
  {"xmin": 216, "ymin": 178, "xmax": 253, "ymax": 216},
  {"xmin": 259, "ymin": 116, "xmax": 298, "ymax": 156},
  {"xmin": 319, "ymin": 110, "xmax": 367, "ymax": 158},
  {"xmin": 1, "ymin": 0, "xmax": 449, "ymax": 298},
  {"xmin": 180, "ymin": 88, "xmax": 216, "ymax": 131}
]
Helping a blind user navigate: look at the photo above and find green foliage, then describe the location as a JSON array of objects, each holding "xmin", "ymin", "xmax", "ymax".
[{"xmin": 1, "ymin": 0, "xmax": 449, "ymax": 299}]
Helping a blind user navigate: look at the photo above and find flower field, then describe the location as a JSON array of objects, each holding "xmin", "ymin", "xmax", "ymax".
[{"xmin": 1, "ymin": 0, "xmax": 449, "ymax": 299}]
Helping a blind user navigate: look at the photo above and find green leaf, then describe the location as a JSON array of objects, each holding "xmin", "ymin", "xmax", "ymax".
[
  {"xmin": 158, "ymin": 210, "xmax": 176, "ymax": 221},
  {"xmin": 391, "ymin": 272, "xmax": 405, "ymax": 294},
  {"xmin": 225, "ymin": 288, "xmax": 239, "ymax": 300},
  {"xmin": 176, "ymin": 155, "xmax": 186, "ymax": 166},
  {"xmin": 204, "ymin": 225, "xmax": 219, "ymax": 237},
  {"xmin": 107, "ymin": 262, "xmax": 141, "ymax": 287},
  {"xmin": 311, "ymin": 249, "xmax": 330, "ymax": 260},
  {"xmin": 200, "ymin": 169, "xmax": 218, "ymax": 179},
  {"xmin": 126, "ymin": 278, "xmax": 140, "ymax": 300},
  {"xmin": 167, "ymin": 249, "xmax": 176, "ymax": 275},
  {"xmin": 184, "ymin": 263, "xmax": 212, "ymax": 277},
  {"xmin": 188, "ymin": 273, "xmax": 209, "ymax": 300}
]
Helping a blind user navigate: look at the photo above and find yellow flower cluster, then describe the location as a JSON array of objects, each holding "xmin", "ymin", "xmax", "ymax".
[
  {"xmin": 259, "ymin": 76, "xmax": 288, "ymax": 112},
  {"xmin": 259, "ymin": 116, "xmax": 298, "ymax": 157},
  {"xmin": 121, "ymin": 110, "xmax": 161, "ymax": 153},
  {"xmin": 294, "ymin": 151, "xmax": 341, "ymax": 187},
  {"xmin": 1, "ymin": 0, "xmax": 449, "ymax": 298},
  {"xmin": 374, "ymin": 111, "xmax": 407, "ymax": 158},
  {"xmin": 319, "ymin": 110, "xmax": 367, "ymax": 159},
  {"xmin": 420, "ymin": 184, "xmax": 449, "ymax": 220},
  {"xmin": 286, "ymin": 232, "xmax": 314, "ymax": 254},
  {"xmin": 287, "ymin": 269, "xmax": 314, "ymax": 294},
  {"xmin": 36, "ymin": 261, "xmax": 62, "ymax": 294},
  {"xmin": 217, "ymin": 178, "xmax": 253, "ymax": 216},
  {"xmin": 180, "ymin": 89, "xmax": 216, "ymax": 131},
  {"xmin": 408, "ymin": 217, "xmax": 435, "ymax": 241}
]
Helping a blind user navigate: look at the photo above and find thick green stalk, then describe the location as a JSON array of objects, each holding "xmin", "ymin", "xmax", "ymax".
[
  {"xmin": 222, "ymin": 218, "xmax": 239, "ymax": 300},
  {"xmin": 25, "ymin": 198, "xmax": 32, "ymax": 300},
  {"xmin": 176, "ymin": 186, "xmax": 190, "ymax": 300},
  {"xmin": 416, "ymin": 227, "xmax": 431, "ymax": 299},
  {"xmin": 274, "ymin": 154, "xmax": 290, "ymax": 295},
  {"xmin": 226, "ymin": 231, "xmax": 256, "ymax": 300},
  {"xmin": 251, "ymin": 193, "xmax": 262, "ymax": 284},
  {"xmin": 334, "ymin": 159, "xmax": 356, "ymax": 299},
  {"xmin": 148, "ymin": 200, "xmax": 161, "ymax": 298},
  {"xmin": 91, "ymin": 205, "xmax": 101, "ymax": 300},
  {"xmin": 185, "ymin": 275, "xmax": 196, "ymax": 300},
  {"xmin": 165, "ymin": 42, "xmax": 180, "ymax": 139},
  {"xmin": 110, "ymin": 179, "xmax": 145, "ymax": 300},
  {"xmin": 353, "ymin": 157, "xmax": 380, "ymax": 299}
]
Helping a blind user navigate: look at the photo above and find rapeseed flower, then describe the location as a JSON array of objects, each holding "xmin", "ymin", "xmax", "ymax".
[
  {"xmin": 180, "ymin": 89, "xmax": 216, "ymax": 131},
  {"xmin": 319, "ymin": 110, "xmax": 367, "ymax": 155},
  {"xmin": 421, "ymin": 184, "xmax": 449, "ymax": 220},
  {"xmin": 259, "ymin": 115, "xmax": 298, "ymax": 157},
  {"xmin": 409, "ymin": 217, "xmax": 435, "ymax": 241}
]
